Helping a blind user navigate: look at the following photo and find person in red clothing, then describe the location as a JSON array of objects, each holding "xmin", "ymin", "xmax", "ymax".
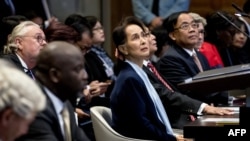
[
  {"xmin": 199, "ymin": 42, "xmax": 224, "ymax": 68},
  {"xmin": 189, "ymin": 12, "xmax": 224, "ymax": 69}
]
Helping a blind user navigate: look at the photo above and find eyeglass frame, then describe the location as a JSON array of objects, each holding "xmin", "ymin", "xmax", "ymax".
[
  {"xmin": 20, "ymin": 35, "xmax": 46, "ymax": 44},
  {"xmin": 174, "ymin": 22, "xmax": 199, "ymax": 31}
]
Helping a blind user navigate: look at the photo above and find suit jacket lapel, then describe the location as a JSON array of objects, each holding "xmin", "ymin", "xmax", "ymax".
[{"xmin": 41, "ymin": 86, "xmax": 65, "ymax": 140}]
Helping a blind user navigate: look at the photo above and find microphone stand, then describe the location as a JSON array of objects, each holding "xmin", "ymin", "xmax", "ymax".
[
  {"xmin": 232, "ymin": 3, "xmax": 250, "ymax": 18},
  {"xmin": 216, "ymin": 11, "xmax": 250, "ymax": 39}
]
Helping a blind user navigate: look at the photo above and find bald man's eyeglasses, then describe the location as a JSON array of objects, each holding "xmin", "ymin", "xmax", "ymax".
[{"xmin": 174, "ymin": 22, "xmax": 199, "ymax": 31}]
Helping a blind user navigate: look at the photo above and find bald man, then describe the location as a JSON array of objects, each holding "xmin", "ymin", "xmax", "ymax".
[{"xmin": 17, "ymin": 41, "xmax": 90, "ymax": 141}]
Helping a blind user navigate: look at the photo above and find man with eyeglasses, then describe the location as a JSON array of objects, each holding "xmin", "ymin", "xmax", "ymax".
[
  {"xmin": 0, "ymin": 21, "xmax": 47, "ymax": 80},
  {"xmin": 156, "ymin": 11, "xmax": 229, "ymax": 106}
]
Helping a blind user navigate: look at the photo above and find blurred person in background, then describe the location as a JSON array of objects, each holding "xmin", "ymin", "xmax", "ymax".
[
  {"xmin": 131, "ymin": 0, "xmax": 190, "ymax": 30},
  {"xmin": 189, "ymin": 12, "xmax": 224, "ymax": 69},
  {"xmin": 0, "ymin": 59, "xmax": 46, "ymax": 141},
  {"xmin": 0, "ymin": 15, "xmax": 28, "ymax": 54}
]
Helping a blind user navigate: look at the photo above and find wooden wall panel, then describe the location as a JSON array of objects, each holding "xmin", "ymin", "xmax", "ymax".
[
  {"xmin": 189, "ymin": 0, "xmax": 246, "ymax": 17},
  {"xmin": 109, "ymin": 0, "xmax": 134, "ymax": 60}
]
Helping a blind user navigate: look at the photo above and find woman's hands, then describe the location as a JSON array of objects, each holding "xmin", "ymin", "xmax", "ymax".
[{"xmin": 83, "ymin": 80, "xmax": 111, "ymax": 103}]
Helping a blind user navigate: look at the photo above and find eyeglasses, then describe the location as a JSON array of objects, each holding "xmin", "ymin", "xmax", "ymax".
[
  {"xmin": 92, "ymin": 26, "xmax": 104, "ymax": 31},
  {"xmin": 174, "ymin": 22, "xmax": 199, "ymax": 31},
  {"xmin": 21, "ymin": 35, "xmax": 46, "ymax": 44}
]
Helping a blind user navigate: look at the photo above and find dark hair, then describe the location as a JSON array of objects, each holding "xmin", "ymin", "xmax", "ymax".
[
  {"xmin": 85, "ymin": 16, "xmax": 99, "ymax": 30},
  {"xmin": 65, "ymin": 14, "xmax": 87, "ymax": 26},
  {"xmin": 65, "ymin": 14, "xmax": 93, "ymax": 39},
  {"xmin": 234, "ymin": 17, "xmax": 248, "ymax": 34},
  {"xmin": 24, "ymin": 10, "xmax": 43, "ymax": 21},
  {"xmin": 112, "ymin": 16, "xmax": 146, "ymax": 48},
  {"xmin": 0, "ymin": 15, "xmax": 28, "ymax": 52},
  {"xmin": 162, "ymin": 11, "xmax": 189, "ymax": 45},
  {"xmin": 151, "ymin": 26, "xmax": 169, "ymax": 57},
  {"xmin": 162, "ymin": 11, "xmax": 189, "ymax": 33},
  {"xmin": 205, "ymin": 11, "xmax": 236, "ymax": 44},
  {"xmin": 44, "ymin": 22, "xmax": 78, "ymax": 44}
]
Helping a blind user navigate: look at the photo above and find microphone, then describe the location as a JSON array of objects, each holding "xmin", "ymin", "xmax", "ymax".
[
  {"xmin": 216, "ymin": 12, "xmax": 250, "ymax": 39},
  {"xmin": 232, "ymin": 3, "xmax": 250, "ymax": 18},
  {"xmin": 232, "ymin": 3, "xmax": 243, "ymax": 13}
]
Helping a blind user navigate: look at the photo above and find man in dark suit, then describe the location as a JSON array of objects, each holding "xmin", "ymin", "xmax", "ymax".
[
  {"xmin": 143, "ymin": 29, "xmax": 233, "ymax": 129},
  {"xmin": 0, "ymin": 21, "xmax": 47, "ymax": 79},
  {"xmin": 156, "ymin": 11, "xmax": 228, "ymax": 105},
  {"xmin": 16, "ymin": 41, "xmax": 90, "ymax": 141}
]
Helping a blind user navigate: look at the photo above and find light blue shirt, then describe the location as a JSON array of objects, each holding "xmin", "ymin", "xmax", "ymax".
[
  {"xmin": 131, "ymin": 0, "xmax": 190, "ymax": 24},
  {"xmin": 44, "ymin": 87, "xmax": 65, "ymax": 136}
]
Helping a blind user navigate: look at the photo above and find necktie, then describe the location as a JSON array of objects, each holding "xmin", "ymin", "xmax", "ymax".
[
  {"xmin": 25, "ymin": 69, "xmax": 35, "ymax": 80},
  {"xmin": 147, "ymin": 62, "xmax": 174, "ymax": 92},
  {"xmin": 147, "ymin": 62, "xmax": 196, "ymax": 121},
  {"xmin": 192, "ymin": 54, "xmax": 203, "ymax": 72},
  {"xmin": 61, "ymin": 106, "xmax": 72, "ymax": 141}
]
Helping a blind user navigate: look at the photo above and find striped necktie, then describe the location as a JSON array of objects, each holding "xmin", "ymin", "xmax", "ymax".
[
  {"xmin": 192, "ymin": 53, "xmax": 203, "ymax": 72},
  {"xmin": 147, "ymin": 62, "xmax": 174, "ymax": 92}
]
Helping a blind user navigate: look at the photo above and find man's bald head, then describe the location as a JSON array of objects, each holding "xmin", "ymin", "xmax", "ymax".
[
  {"xmin": 36, "ymin": 41, "xmax": 82, "ymax": 69},
  {"xmin": 35, "ymin": 41, "xmax": 87, "ymax": 102}
]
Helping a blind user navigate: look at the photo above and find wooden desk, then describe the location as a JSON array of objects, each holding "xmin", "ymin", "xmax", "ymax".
[
  {"xmin": 184, "ymin": 106, "xmax": 250, "ymax": 140},
  {"xmin": 178, "ymin": 67, "xmax": 250, "ymax": 107},
  {"xmin": 185, "ymin": 114, "xmax": 239, "ymax": 127},
  {"xmin": 178, "ymin": 71, "xmax": 250, "ymax": 95},
  {"xmin": 184, "ymin": 114, "xmax": 240, "ymax": 140}
]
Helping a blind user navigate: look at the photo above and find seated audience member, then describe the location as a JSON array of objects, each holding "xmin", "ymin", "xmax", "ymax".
[
  {"xmin": 151, "ymin": 26, "xmax": 170, "ymax": 61},
  {"xmin": 0, "ymin": 59, "xmax": 46, "ymax": 141},
  {"xmin": 45, "ymin": 21, "xmax": 110, "ymax": 108},
  {"xmin": 111, "ymin": 16, "xmax": 184, "ymax": 141},
  {"xmin": 65, "ymin": 14, "xmax": 111, "ymax": 140},
  {"xmin": 229, "ymin": 16, "xmax": 249, "ymax": 64},
  {"xmin": 16, "ymin": 41, "xmax": 90, "ymax": 141},
  {"xmin": 144, "ymin": 27, "xmax": 233, "ymax": 129},
  {"xmin": 157, "ymin": 11, "xmax": 228, "ymax": 105},
  {"xmin": 0, "ymin": 15, "xmax": 28, "ymax": 53},
  {"xmin": 45, "ymin": 21, "xmax": 109, "ymax": 141},
  {"xmin": 85, "ymin": 16, "xmax": 116, "ymax": 98},
  {"xmin": 64, "ymin": 14, "xmax": 93, "ymax": 55},
  {"xmin": 1, "ymin": 21, "xmax": 47, "ymax": 79},
  {"xmin": 189, "ymin": 12, "xmax": 224, "ymax": 69},
  {"xmin": 205, "ymin": 11, "xmax": 249, "ymax": 66}
]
